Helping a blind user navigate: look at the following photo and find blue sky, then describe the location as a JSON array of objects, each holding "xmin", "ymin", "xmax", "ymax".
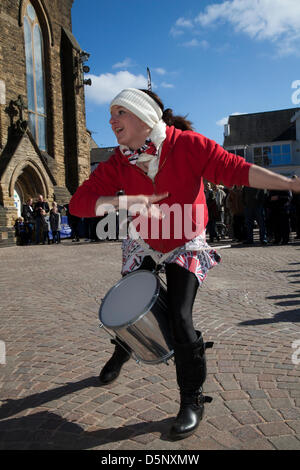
[{"xmin": 71, "ymin": 0, "xmax": 300, "ymax": 148}]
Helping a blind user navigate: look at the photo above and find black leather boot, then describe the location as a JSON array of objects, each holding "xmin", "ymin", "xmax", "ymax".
[
  {"xmin": 169, "ymin": 331, "xmax": 213, "ymax": 440},
  {"xmin": 99, "ymin": 338, "xmax": 131, "ymax": 385}
]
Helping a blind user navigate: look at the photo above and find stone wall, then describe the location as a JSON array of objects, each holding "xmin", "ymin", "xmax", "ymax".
[{"xmin": 0, "ymin": 0, "xmax": 91, "ymax": 239}]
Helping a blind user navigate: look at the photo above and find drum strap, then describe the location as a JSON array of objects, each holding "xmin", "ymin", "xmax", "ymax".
[{"xmin": 127, "ymin": 224, "xmax": 180, "ymax": 264}]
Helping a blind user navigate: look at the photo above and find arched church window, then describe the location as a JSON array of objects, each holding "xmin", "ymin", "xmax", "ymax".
[{"xmin": 23, "ymin": 2, "xmax": 47, "ymax": 151}]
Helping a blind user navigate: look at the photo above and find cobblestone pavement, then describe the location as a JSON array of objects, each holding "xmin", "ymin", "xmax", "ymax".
[{"xmin": 0, "ymin": 237, "xmax": 300, "ymax": 451}]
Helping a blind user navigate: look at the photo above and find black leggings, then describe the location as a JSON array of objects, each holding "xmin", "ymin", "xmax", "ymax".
[{"xmin": 138, "ymin": 257, "xmax": 199, "ymax": 344}]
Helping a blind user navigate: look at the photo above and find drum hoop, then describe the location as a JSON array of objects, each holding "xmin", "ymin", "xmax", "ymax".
[
  {"xmin": 99, "ymin": 270, "xmax": 161, "ymax": 330},
  {"xmin": 133, "ymin": 350, "xmax": 174, "ymax": 365}
]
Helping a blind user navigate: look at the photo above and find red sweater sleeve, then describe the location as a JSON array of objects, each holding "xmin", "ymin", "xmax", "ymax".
[
  {"xmin": 69, "ymin": 153, "xmax": 121, "ymax": 217},
  {"xmin": 182, "ymin": 131, "xmax": 252, "ymax": 187}
]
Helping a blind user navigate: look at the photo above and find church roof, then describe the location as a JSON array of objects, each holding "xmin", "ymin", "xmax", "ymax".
[{"xmin": 90, "ymin": 147, "xmax": 115, "ymax": 164}]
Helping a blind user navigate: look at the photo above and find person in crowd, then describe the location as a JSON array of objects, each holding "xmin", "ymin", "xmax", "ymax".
[
  {"xmin": 21, "ymin": 197, "xmax": 35, "ymax": 244},
  {"xmin": 223, "ymin": 187, "xmax": 232, "ymax": 235},
  {"xmin": 267, "ymin": 189, "xmax": 292, "ymax": 244},
  {"xmin": 215, "ymin": 184, "xmax": 226, "ymax": 225},
  {"xmin": 34, "ymin": 195, "xmax": 50, "ymax": 244},
  {"xmin": 242, "ymin": 186, "xmax": 268, "ymax": 245},
  {"xmin": 89, "ymin": 217, "xmax": 101, "ymax": 242},
  {"xmin": 14, "ymin": 216, "xmax": 28, "ymax": 245},
  {"xmin": 40, "ymin": 209, "xmax": 50, "ymax": 245},
  {"xmin": 64, "ymin": 204, "xmax": 81, "ymax": 242},
  {"xmin": 227, "ymin": 185, "xmax": 246, "ymax": 242},
  {"xmin": 50, "ymin": 204, "xmax": 61, "ymax": 244},
  {"xmin": 68, "ymin": 88, "xmax": 300, "ymax": 441},
  {"xmin": 291, "ymin": 176, "xmax": 300, "ymax": 240},
  {"xmin": 205, "ymin": 182, "xmax": 219, "ymax": 243}
]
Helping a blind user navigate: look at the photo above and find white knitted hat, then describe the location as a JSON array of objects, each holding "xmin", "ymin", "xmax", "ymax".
[{"xmin": 110, "ymin": 88, "xmax": 163, "ymax": 129}]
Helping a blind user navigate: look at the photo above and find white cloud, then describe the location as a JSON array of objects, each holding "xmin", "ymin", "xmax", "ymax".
[
  {"xmin": 183, "ymin": 39, "xmax": 199, "ymax": 47},
  {"xmin": 175, "ymin": 17, "xmax": 194, "ymax": 29},
  {"xmin": 195, "ymin": 0, "xmax": 300, "ymax": 56},
  {"xmin": 160, "ymin": 82, "xmax": 174, "ymax": 89},
  {"xmin": 112, "ymin": 58, "xmax": 134, "ymax": 69},
  {"xmin": 170, "ymin": 17, "xmax": 194, "ymax": 36},
  {"xmin": 216, "ymin": 116, "xmax": 229, "ymax": 126},
  {"xmin": 170, "ymin": 26, "xmax": 185, "ymax": 37},
  {"xmin": 154, "ymin": 68, "xmax": 167, "ymax": 75},
  {"xmin": 182, "ymin": 39, "xmax": 209, "ymax": 48},
  {"xmin": 171, "ymin": 0, "xmax": 300, "ymax": 55},
  {"xmin": 85, "ymin": 71, "xmax": 147, "ymax": 104},
  {"xmin": 216, "ymin": 112, "xmax": 244, "ymax": 126}
]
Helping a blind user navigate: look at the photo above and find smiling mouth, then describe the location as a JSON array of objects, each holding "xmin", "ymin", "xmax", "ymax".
[{"xmin": 115, "ymin": 127, "xmax": 124, "ymax": 135}]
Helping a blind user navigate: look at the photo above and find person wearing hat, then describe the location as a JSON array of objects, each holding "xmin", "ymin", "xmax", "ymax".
[{"xmin": 69, "ymin": 88, "xmax": 300, "ymax": 440}]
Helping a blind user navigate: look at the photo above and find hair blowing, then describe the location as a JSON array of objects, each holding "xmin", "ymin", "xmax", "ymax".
[{"xmin": 140, "ymin": 89, "xmax": 194, "ymax": 131}]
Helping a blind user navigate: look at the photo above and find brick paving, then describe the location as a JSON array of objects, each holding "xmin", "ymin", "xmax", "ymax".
[{"xmin": 0, "ymin": 237, "xmax": 300, "ymax": 450}]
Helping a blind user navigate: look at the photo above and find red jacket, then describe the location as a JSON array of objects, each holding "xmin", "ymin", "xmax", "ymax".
[{"xmin": 69, "ymin": 126, "xmax": 251, "ymax": 252}]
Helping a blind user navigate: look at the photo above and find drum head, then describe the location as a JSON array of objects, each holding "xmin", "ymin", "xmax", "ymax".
[{"xmin": 99, "ymin": 270, "xmax": 159, "ymax": 328}]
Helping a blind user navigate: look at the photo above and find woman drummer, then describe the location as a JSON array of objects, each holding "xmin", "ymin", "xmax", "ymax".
[{"xmin": 69, "ymin": 88, "xmax": 300, "ymax": 440}]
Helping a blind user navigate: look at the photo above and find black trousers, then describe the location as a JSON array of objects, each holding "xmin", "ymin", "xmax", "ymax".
[{"xmin": 137, "ymin": 256, "xmax": 199, "ymax": 344}]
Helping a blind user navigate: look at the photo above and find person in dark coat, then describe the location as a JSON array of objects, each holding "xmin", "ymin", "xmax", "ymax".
[
  {"xmin": 21, "ymin": 197, "xmax": 35, "ymax": 243},
  {"xmin": 49, "ymin": 206, "xmax": 61, "ymax": 244},
  {"xmin": 34, "ymin": 195, "xmax": 50, "ymax": 244},
  {"xmin": 227, "ymin": 185, "xmax": 246, "ymax": 242},
  {"xmin": 242, "ymin": 187, "xmax": 268, "ymax": 245},
  {"xmin": 267, "ymin": 189, "xmax": 292, "ymax": 244},
  {"xmin": 65, "ymin": 204, "xmax": 81, "ymax": 242},
  {"xmin": 14, "ymin": 217, "xmax": 28, "ymax": 245},
  {"xmin": 291, "ymin": 176, "xmax": 300, "ymax": 239},
  {"xmin": 205, "ymin": 182, "xmax": 219, "ymax": 242}
]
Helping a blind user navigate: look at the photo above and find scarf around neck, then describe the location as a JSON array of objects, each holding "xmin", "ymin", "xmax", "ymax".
[{"xmin": 120, "ymin": 120, "xmax": 166, "ymax": 180}]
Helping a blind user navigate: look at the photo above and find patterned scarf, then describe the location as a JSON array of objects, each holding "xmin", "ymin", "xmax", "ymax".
[
  {"xmin": 120, "ymin": 120, "xmax": 167, "ymax": 180},
  {"xmin": 122, "ymin": 138, "xmax": 158, "ymax": 165}
]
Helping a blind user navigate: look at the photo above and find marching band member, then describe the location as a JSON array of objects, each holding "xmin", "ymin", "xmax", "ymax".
[{"xmin": 69, "ymin": 88, "xmax": 300, "ymax": 440}]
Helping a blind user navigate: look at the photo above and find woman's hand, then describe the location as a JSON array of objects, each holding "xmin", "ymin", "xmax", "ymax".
[
  {"xmin": 120, "ymin": 193, "xmax": 169, "ymax": 219},
  {"xmin": 95, "ymin": 192, "xmax": 169, "ymax": 218}
]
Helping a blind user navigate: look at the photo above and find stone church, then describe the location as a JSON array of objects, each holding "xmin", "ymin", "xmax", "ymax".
[{"xmin": 0, "ymin": 0, "xmax": 91, "ymax": 244}]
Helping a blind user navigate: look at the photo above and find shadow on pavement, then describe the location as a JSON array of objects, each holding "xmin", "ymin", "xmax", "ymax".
[
  {"xmin": 0, "ymin": 410, "xmax": 173, "ymax": 449},
  {"xmin": 239, "ymin": 308, "xmax": 300, "ymax": 326},
  {"xmin": 0, "ymin": 377, "xmax": 101, "ymax": 420},
  {"xmin": 275, "ymin": 269, "xmax": 300, "ymax": 274},
  {"xmin": 267, "ymin": 292, "xmax": 300, "ymax": 300},
  {"xmin": 272, "ymin": 300, "xmax": 300, "ymax": 307}
]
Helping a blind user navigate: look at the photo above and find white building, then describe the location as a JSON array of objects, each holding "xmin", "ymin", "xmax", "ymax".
[{"xmin": 223, "ymin": 108, "xmax": 300, "ymax": 177}]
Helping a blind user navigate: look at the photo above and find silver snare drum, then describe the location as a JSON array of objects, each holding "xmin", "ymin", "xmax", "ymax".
[{"xmin": 99, "ymin": 270, "xmax": 174, "ymax": 364}]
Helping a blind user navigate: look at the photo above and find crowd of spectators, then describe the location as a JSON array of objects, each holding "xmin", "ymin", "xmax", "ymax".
[
  {"xmin": 204, "ymin": 181, "xmax": 300, "ymax": 245},
  {"xmin": 14, "ymin": 195, "xmax": 63, "ymax": 245},
  {"xmin": 14, "ymin": 185, "xmax": 300, "ymax": 247},
  {"xmin": 14, "ymin": 194, "xmax": 113, "ymax": 246}
]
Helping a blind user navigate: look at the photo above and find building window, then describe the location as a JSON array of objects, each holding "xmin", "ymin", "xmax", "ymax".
[
  {"xmin": 253, "ymin": 144, "xmax": 291, "ymax": 166},
  {"xmin": 23, "ymin": 2, "xmax": 47, "ymax": 151},
  {"xmin": 253, "ymin": 146, "xmax": 271, "ymax": 166},
  {"xmin": 229, "ymin": 148, "xmax": 245, "ymax": 158},
  {"xmin": 270, "ymin": 144, "xmax": 291, "ymax": 166},
  {"xmin": 235, "ymin": 148, "xmax": 245, "ymax": 158}
]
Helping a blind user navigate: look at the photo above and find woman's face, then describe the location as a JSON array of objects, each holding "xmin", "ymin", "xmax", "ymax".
[{"xmin": 110, "ymin": 105, "xmax": 151, "ymax": 149}]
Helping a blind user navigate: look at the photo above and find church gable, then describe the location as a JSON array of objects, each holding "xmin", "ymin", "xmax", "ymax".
[{"xmin": 0, "ymin": 0, "xmax": 90, "ymax": 238}]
